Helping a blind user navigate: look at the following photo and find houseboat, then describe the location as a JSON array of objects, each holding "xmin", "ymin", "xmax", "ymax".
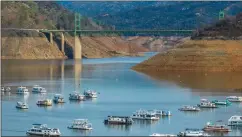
[
  {"xmin": 26, "ymin": 124, "xmax": 61, "ymax": 136},
  {"xmin": 150, "ymin": 133, "xmax": 176, "ymax": 137},
  {"xmin": 68, "ymin": 119, "xmax": 93, "ymax": 130},
  {"xmin": 226, "ymin": 96, "xmax": 242, "ymax": 102},
  {"xmin": 16, "ymin": 102, "xmax": 28, "ymax": 109},
  {"xmin": 32, "ymin": 85, "xmax": 47, "ymax": 93},
  {"xmin": 148, "ymin": 110, "xmax": 171, "ymax": 116},
  {"xmin": 203, "ymin": 121, "xmax": 231, "ymax": 132},
  {"xmin": 104, "ymin": 116, "xmax": 133, "ymax": 125},
  {"xmin": 179, "ymin": 106, "xmax": 200, "ymax": 111},
  {"xmin": 131, "ymin": 109, "xmax": 159, "ymax": 120},
  {"xmin": 197, "ymin": 99, "xmax": 217, "ymax": 108},
  {"xmin": 178, "ymin": 128, "xmax": 210, "ymax": 137},
  {"xmin": 69, "ymin": 92, "xmax": 85, "ymax": 101},
  {"xmin": 84, "ymin": 90, "xmax": 98, "ymax": 98},
  {"xmin": 17, "ymin": 86, "xmax": 29, "ymax": 94},
  {"xmin": 1, "ymin": 86, "xmax": 11, "ymax": 92},
  {"xmin": 36, "ymin": 99, "xmax": 52, "ymax": 106},
  {"xmin": 53, "ymin": 94, "xmax": 65, "ymax": 103},
  {"xmin": 228, "ymin": 115, "xmax": 242, "ymax": 126},
  {"xmin": 211, "ymin": 100, "xmax": 231, "ymax": 105}
]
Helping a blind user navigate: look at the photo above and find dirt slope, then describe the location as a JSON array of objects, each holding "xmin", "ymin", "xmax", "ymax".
[{"xmin": 133, "ymin": 40, "xmax": 242, "ymax": 72}]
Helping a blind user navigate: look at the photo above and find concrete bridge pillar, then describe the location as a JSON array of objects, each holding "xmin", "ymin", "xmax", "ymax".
[
  {"xmin": 74, "ymin": 36, "xmax": 82, "ymax": 59},
  {"xmin": 50, "ymin": 32, "xmax": 53, "ymax": 44},
  {"xmin": 61, "ymin": 33, "xmax": 65, "ymax": 54}
]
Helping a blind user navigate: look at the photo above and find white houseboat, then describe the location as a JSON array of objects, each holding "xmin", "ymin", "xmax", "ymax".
[
  {"xmin": 17, "ymin": 86, "xmax": 29, "ymax": 94},
  {"xmin": 179, "ymin": 105, "xmax": 200, "ymax": 111},
  {"xmin": 1, "ymin": 86, "xmax": 11, "ymax": 92},
  {"xmin": 16, "ymin": 102, "xmax": 28, "ymax": 109},
  {"xmin": 104, "ymin": 116, "xmax": 133, "ymax": 125},
  {"xmin": 53, "ymin": 94, "xmax": 65, "ymax": 103},
  {"xmin": 178, "ymin": 128, "xmax": 210, "ymax": 137},
  {"xmin": 197, "ymin": 99, "xmax": 217, "ymax": 108},
  {"xmin": 131, "ymin": 109, "xmax": 159, "ymax": 120},
  {"xmin": 26, "ymin": 124, "xmax": 61, "ymax": 136},
  {"xmin": 226, "ymin": 96, "xmax": 242, "ymax": 102},
  {"xmin": 69, "ymin": 92, "xmax": 85, "ymax": 101},
  {"xmin": 68, "ymin": 119, "xmax": 93, "ymax": 130},
  {"xmin": 150, "ymin": 133, "xmax": 176, "ymax": 137},
  {"xmin": 84, "ymin": 90, "xmax": 98, "ymax": 98},
  {"xmin": 32, "ymin": 85, "xmax": 47, "ymax": 93},
  {"xmin": 150, "ymin": 110, "xmax": 172, "ymax": 116},
  {"xmin": 36, "ymin": 99, "xmax": 52, "ymax": 106},
  {"xmin": 228, "ymin": 115, "xmax": 242, "ymax": 126}
]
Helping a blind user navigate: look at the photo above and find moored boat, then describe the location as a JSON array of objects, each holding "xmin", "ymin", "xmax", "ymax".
[
  {"xmin": 150, "ymin": 133, "xmax": 176, "ymax": 137},
  {"xmin": 178, "ymin": 128, "xmax": 210, "ymax": 137},
  {"xmin": 16, "ymin": 102, "xmax": 28, "ymax": 109},
  {"xmin": 17, "ymin": 86, "xmax": 29, "ymax": 94},
  {"xmin": 26, "ymin": 124, "xmax": 61, "ymax": 136},
  {"xmin": 32, "ymin": 85, "xmax": 47, "ymax": 93},
  {"xmin": 53, "ymin": 94, "xmax": 65, "ymax": 103},
  {"xmin": 228, "ymin": 115, "xmax": 242, "ymax": 126},
  {"xmin": 150, "ymin": 110, "xmax": 172, "ymax": 116},
  {"xmin": 36, "ymin": 99, "xmax": 52, "ymax": 106},
  {"xmin": 212, "ymin": 99, "xmax": 231, "ymax": 105},
  {"xmin": 197, "ymin": 99, "xmax": 217, "ymax": 108},
  {"xmin": 104, "ymin": 116, "xmax": 133, "ymax": 125},
  {"xmin": 84, "ymin": 90, "xmax": 98, "ymax": 98},
  {"xmin": 68, "ymin": 119, "xmax": 93, "ymax": 130},
  {"xmin": 226, "ymin": 96, "xmax": 242, "ymax": 102},
  {"xmin": 1, "ymin": 86, "xmax": 11, "ymax": 92},
  {"xmin": 69, "ymin": 92, "xmax": 85, "ymax": 101},
  {"xmin": 179, "ymin": 105, "xmax": 200, "ymax": 111},
  {"xmin": 203, "ymin": 121, "xmax": 231, "ymax": 132},
  {"xmin": 131, "ymin": 109, "xmax": 159, "ymax": 120}
]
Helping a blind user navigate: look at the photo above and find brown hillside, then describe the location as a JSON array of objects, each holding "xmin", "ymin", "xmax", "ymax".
[{"xmin": 133, "ymin": 40, "xmax": 242, "ymax": 72}]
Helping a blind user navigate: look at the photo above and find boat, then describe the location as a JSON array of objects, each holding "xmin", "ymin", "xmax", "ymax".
[
  {"xmin": 1, "ymin": 86, "xmax": 11, "ymax": 92},
  {"xmin": 53, "ymin": 94, "xmax": 65, "ymax": 103},
  {"xmin": 149, "ymin": 110, "xmax": 172, "ymax": 116},
  {"xmin": 197, "ymin": 99, "xmax": 217, "ymax": 108},
  {"xmin": 69, "ymin": 92, "xmax": 85, "ymax": 101},
  {"xmin": 178, "ymin": 128, "xmax": 210, "ymax": 137},
  {"xmin": 17, "ymin": 86, "xmax": 29, "ymax": 94},
  {"xmin": 211, "ymin": 99, "xmax": 231, "ymax": 105},
  {"xmin": 178, "ymin": 105, "xmax": 200, "ymax": 111},
  {"xmin": 68, "ymin": 119, "xmax": 93, "ymax": 130},
  {"xmin": 26, "ymin": 124, "xmax": 61, "ymax": 136},
  {"xmin": 203, "ymin": 121, "xmax": 231, "ymax": 132},
  {"xmin": 84, "ymin": 90, "xmax": 98, "ymax": 98},
  {"xmin": 32, "ymin": 85, "xmax": 47, "ymax": 93},
  {"xmin": 36, "ymin": 99, "xmax": 52, "ymax": 106},
  {"xmin": 226, "ymin": 96, "xmax": 242, "ymax": 102},
  {"xmin": 16, "ymin": 102, "xmax": 28, "ymax": 109},
  {"xmin": 228, "ymin": 115, "xmax": 242, "ymax": 126},
  {"xmin": 104, "ymin": 116, "xmax": 133, "ymax": 125},
  {"xmin": 150, "ymin": 133, "xmax": 176, "ymax": 136},
  {"xmin": 131, "ymin": 109, "xmax": 159, "ymax": 120}
]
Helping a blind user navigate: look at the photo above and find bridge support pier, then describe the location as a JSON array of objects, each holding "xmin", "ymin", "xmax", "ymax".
[
  {"xmin": 50, "ymin": 32, "xmax": 53, "ymax": 45},
  {"xmin": 74, "ymin": 36, "xmax": 82, "ymax": 59},
  {"xmin": 61, "ymin": 32, "xmax": 65, "ymax": 54}
]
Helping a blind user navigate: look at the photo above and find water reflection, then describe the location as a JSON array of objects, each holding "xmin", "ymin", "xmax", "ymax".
[
  {"xmin": 70, "ymin": 129, "xmax": 92, "ymax": 136},
  {"xmin": 137, "ymin": 70, "xmax": 242, "ymax": 90},
  {"xmin": 74, "ymin": 60, "xmax": 82, "ymax": 92},
  {"xmin": 105, "ymin": 124, "xmax": 132, "ymax": 131},
  {"xmin": 133, "ymin": 120, "xmax": 159, "ymax": 127}
]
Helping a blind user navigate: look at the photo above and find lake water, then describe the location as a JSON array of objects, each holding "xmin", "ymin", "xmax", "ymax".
[{"xmin": 1, "ymin": 52, "xmax": 242, "ymax": 136}]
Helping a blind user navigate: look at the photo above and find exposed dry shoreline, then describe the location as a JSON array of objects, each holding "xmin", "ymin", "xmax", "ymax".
[
  {"xmin": 1, "ymin": 35, "xmax": 148, "ymax": 59},
  {"xmin": 133, "ymin": 40, "xmax": 242, "ymax": 72}
]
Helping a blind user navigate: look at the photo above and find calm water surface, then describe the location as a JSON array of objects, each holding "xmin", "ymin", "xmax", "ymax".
[{"xmin": 1, "ymin": 52, "xmax": 242, "ymax": 136}]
